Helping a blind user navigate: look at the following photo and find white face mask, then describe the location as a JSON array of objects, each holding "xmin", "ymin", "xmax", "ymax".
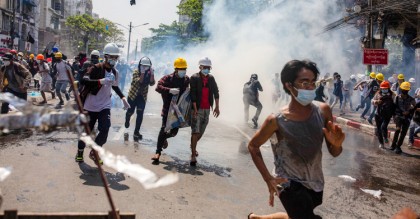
[
  {"xmin": 36, "ymin": 60, "xmax": 41, "ymax": 64},
  {"xmin": 3, "ymin": 61, "xmax": 11, "ymax": 66}
]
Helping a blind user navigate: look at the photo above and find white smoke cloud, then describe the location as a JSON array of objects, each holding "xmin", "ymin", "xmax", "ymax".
[{"xmin": 156, "ymin": 0, "xmax": 363, "ymax": 123}]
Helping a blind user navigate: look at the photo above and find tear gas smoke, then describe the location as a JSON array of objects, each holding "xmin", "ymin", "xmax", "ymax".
[{"xmin": 149, "ymin": 0, "xmax": 363, "ymax": 123}]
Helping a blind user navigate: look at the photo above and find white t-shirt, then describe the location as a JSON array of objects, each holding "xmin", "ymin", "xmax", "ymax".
[
  {"xmin": 55, "ymin": 61, "xmax": 71, "ymax": 81},
  {"xmin": 83, "ymin": 69, "xmax": 119, "ymax": 112},
  {"xmin": 39, "ymin": 62, "xmax": 52, "ymax": 83}
]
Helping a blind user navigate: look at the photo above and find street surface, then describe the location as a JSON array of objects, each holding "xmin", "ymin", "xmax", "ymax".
[{"xmin": 0, "ymin": 92, "xmax": 419, "ymax": 219}]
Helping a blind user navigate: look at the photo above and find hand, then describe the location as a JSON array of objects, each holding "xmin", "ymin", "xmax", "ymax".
[
  {"xmin": 122, "ymin": 98, "xmax": 130, "ymax": 110},
  {"xmin": 323, "ymin": 121, "xmax": 345, "ymax": 148},
  {"xmin": 193, "ymin": 109, "xmax": 198, "ymax": 118},
  {"xmin": 213, "ymin": 107, "xmax": 220, "ymax": 118},
  {"xmin": 169, "ymin": 88, "xmax": 180, "ymax": 95},
  {"xmin": 265, "ymin": 177, "xmax": 288, "ymax": 207}
]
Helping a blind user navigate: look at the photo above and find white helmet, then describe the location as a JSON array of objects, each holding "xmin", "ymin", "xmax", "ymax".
[
  {"xmin": 140, "ymin": 57, "xmax": 151, "ymax": 66},
  {"xmin": 103, "ymin": 43, "xmax": 120, "ymax": 56},
  {"xmin": 409, "ymin": 78, "xmax": 416, "ymax": 83},
  {"xmin": 198, "ymin": 57, "xmax": 212, "ymax": 67},
  {"xmin": 90, "ymin": 50, "xmax": 100, "ymax": 57},
  {"xmin": 350, "ymin": 74, "xmax": 356, "ymax": 80}
]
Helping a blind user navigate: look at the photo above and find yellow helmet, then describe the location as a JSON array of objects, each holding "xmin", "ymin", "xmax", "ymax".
[
  {"xmin": 29, "ymin": 54, "xmax": 34, "ymax": 59},
  {"xmin": 55, "ymin": 52, "xmax": 63, "ymax": 58},
  {"xmin": 370, "ymin": 72, "xmax": 376, "ymax": 79},
  {"xmin": 400, "ymin": 82, "xmax": 411, "ymax": 91},
  {"xmin": 376, "ymin": 73, "xmax": 384, "ymax": 81},
  {"xmin": 174, "ymin": 57, "xmax": 187, "ymax": 69},
  {"xmin": 398, "ymin": 74, "xmax": 404, "ymax": 80}
]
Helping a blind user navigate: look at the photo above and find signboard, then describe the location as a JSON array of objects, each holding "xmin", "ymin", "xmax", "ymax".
[{"xmin": 363, "ymin": 49, "xmax": 388, "ymax": 65}]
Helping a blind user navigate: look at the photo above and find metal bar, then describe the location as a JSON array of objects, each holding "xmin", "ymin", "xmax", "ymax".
[{"xmin": 65, "ymin": 67, "xmax": 119, "ymax": 219}]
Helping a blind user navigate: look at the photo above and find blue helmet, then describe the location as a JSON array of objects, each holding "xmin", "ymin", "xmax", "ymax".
[{"xmin": 52, "ymin": 46, "xmax": 59, "ymax": 53}]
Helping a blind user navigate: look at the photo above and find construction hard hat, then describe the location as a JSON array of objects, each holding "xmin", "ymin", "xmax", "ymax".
[
  {"xmin": 52, "ymin": 46, "xmax": 59, "ymax": 53},
  {"xmin": 409, "ymin": 78, "xmax": 416, "ymax": 83},
  {"xmin": 400, "ymin": 82, "xmax": 411, "ymax": 91},
  {"xmin": 370, "ymin": 72, "xmax": 376, "ymax": 79},
  {"xmin": 90, "ymin": 50, "xmax": 100, "ymax": 57},
  {"xmin": 350, "ymin": 74, "xmax": 356, "ymax": 80},
  {"xmin": 380, "ymin": 81, "xmax": 390, "ymax": 89},
  {"xmin": 140, "ymin": 57, "xmax": 152, "ymax": 66},
  {"xmin": 17, "ymin": 52, "xmax": 24, "ymax": 57},
  {"xmin": 10, "ymin": 50, "xmax": 17, "ymax": 54},
  {"xmin": 36, "ymin": 54, "xmax": 44, "ymax": 60},
  {"xmin": 198, "ymin": 57, "xmax": 212, "ymax": 67},
  {"xmin": 376, "ymin": 73, "xmax": 384, "ymax": 81},
  {"xmin": 55, "ymin": 52, "xmax": 63, "ymax": 58},
  {"xmin": 398, "ymin": 74, "xmax": 404, "ymax": 80},
  {"xmin": 29, "ymin": 54, "xmax": 34, "ymax": 59},
  {"xmin": 174, "ymin": 57, "xmax": 187, "ymax": 69},
  {"xmin": 103, "ymin": 43, "xmax": 120, "ymax": 56}
]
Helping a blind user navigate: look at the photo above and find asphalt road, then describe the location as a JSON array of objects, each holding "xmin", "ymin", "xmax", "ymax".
[{"xmin": 0, "ymin": 95, "xmax": 419, "ymax": 218}]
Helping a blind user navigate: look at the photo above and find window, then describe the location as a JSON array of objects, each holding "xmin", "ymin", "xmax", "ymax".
[
  {"xmin": 7, "ymin": 0, "xmax": 14, "ymax": 10},
  {"xmin": 2, "ymin": 15, "xmax": 11, "ymax": 31}
]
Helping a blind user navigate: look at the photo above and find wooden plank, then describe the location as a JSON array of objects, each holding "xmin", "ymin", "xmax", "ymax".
[
  {"xmin": 0, "ymin": 212, "xmax": 135, "ymax": 219},
  {"xmin": 3, "ymin": 210, "xmax": 17, "ymax": 219}
]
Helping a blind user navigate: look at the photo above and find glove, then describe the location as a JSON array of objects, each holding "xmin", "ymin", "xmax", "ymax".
[
  {"xmin": 122, "ymin": 98, "xmax": 131, "ymax": 110},
  {"xmin": 99, "ymin": 78, "xmax": 113, "ymax": 86},
  {"xmin": 169, "ymin": 88, "xmax": 180, "ymax": 95}
]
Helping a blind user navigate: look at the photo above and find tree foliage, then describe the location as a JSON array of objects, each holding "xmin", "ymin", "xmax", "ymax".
[{"xmin": 65, "ymin": 14, "xmax": 125, "ymax": 54}]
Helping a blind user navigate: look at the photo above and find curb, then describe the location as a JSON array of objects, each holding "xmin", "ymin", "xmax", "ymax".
[{"xmin": 333, "ymin": 116, "xmax": 420, "ymax": 149}]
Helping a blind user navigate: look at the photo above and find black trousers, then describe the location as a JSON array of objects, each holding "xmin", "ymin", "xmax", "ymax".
[
  {"xmin": 125, "ymin": 95, "xmax": 146, "ymax": 133},
  {"xmin": 155, "ymin": 115, "xmax": 179, "ymax": 155},
  {"xmin": 78, "ymin": 109, "xmax": 111, "ymax": 150},
  {"xmin": 279, "ymin": 181, "xmax": 323, "ymax": 219},
  {"xmin": 375, "ymin": 115, "xmax": 391, "ymax": 145},
  {"xmin": 1, "ymin": 88, "xmax": 27, "ymax": 114},
  {"xmin": 391, "ymin": 116, "xmax": 410, "ymax": 148}
]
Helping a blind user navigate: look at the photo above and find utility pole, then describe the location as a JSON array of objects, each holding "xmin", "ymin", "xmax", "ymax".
[
  {"xmin": 9, "ymin": 0, "xmax": 16, "ymax": 49},
  {"xmin": 366, "ymin": 0, "xmax": 373, "ymax": 73},
  {"xmin": 127, "ymin": 22, "xmax": 132, "ymax": 62},
  {"xmin": 134, "ymin": 39, "xmax": 138, "ymax": 61}
]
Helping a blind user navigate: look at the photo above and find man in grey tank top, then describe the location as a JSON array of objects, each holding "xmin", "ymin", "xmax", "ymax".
[{"xmin": 248, "ymin": 60, "xmax": 345, "ymax": 219}]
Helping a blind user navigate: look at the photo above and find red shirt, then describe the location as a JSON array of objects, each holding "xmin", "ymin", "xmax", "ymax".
[{"xmin": 200, "ymin": 76, "xmax": 210, "ymax": 109}]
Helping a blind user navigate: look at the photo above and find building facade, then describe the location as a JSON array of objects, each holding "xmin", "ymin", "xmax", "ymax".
[
  {"xmin": 38, "ymin": 0, "xmax": 65, "ymax": 55},
  {"xmin": 0, "ymin": 0, "xmax": 40, "ymax": 55}
]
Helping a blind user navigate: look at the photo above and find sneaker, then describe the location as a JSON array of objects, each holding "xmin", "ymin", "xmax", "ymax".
[
  {"xmin": 389, "ymin": 145, "xmax": 396, "ymax": 151},
  {"xmin": 360, "ymin": 116, "xmax": 366, "ymax": 120},
  {"xmin": 124, "ymin": 133, "xmax": 129, "ymax": 142},
  {"xmin": 125, "ymin": 118, "xmax": 130, "ymax": 129},
  {"xmin": 384, "ymin": 138, "xmax": 389, "ymax": 144},
  {"xmin": 65, "ymin": 93, "xmax": 70, "ymax": 101},
  {"xmin": 252, "ymin": 118, "xmax": 258, "ymax": 129},
  {"xmin": 133, "ymin": 132, "xmax": 143, "ymax": 141},
  {"xmin": 408, "ymin": 143, "xmax": 414, "ymax": 149},
  {"xmin": 89, "ymin": 150, "xmax": 103, "ymax": 165},
  {"xmin": 395, "ymin": 147, "xmax": 402, "ymax": 154},
  {"xmin": 379, "ymin": 144, "xmax": 384, "ymax": 149},
  {"xmin": 339, "ymin": 112, "xmax": 345, "ymax": 116},
  {"xmin": 367, "ymin": 118, "xmax": 373, "ymax": 125},
  {"xmin": 75, "ymin": 151, "xmax": 84, "ymax": 162}
]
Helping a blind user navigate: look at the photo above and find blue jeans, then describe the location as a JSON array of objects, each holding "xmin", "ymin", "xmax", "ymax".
[
  {"xmin": 361, "ymin": 97, "xmax": 372, "ymax": 118},
  {"xmin": 55, "ymin": 80, "xmax": 69, "ymax": 102},
  {"xmin": 125, "ymin": 95, "xmax": 146, "ymax": 133},
  {"xmin": 409, "ymin": 122, "xmax": 420, "ymax": 143},
  {"xmin": 368, "ymin": 106, "xmax": 377, "ymax": 121}
]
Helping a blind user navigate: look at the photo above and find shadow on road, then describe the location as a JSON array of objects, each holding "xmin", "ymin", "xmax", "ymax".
[
  {"xmin": 158, "ymin": 156, "xmax": 232, "ymax": 177},
  {"xmin": 78, "ymin": 163, "xmax": 130, "ymax": 191}
]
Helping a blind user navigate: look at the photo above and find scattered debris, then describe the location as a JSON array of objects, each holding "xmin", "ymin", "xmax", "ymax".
[
  {"xmin": 338, "ymin": 175, "xmax": 357, "ymax": 182},
  {"xmin": 360, "ymin": 188, "xmax": 382, "ymax": 200}
]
